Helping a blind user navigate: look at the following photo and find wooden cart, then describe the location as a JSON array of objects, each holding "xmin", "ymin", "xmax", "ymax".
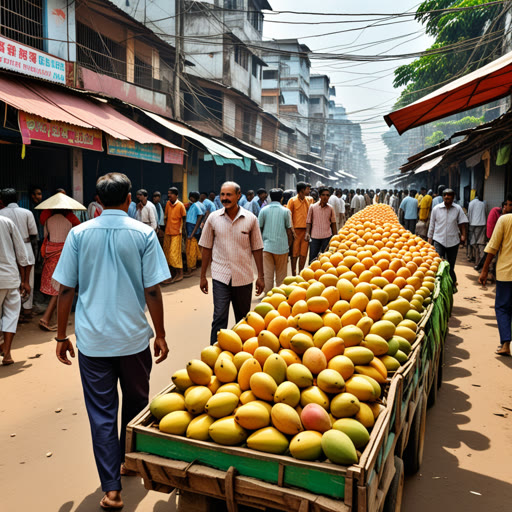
[{"xmin": 125, "ymin": 265, "xmax": 452, "ymax": 512}]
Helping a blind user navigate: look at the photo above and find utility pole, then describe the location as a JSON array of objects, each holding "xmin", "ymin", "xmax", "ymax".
[{"xmin": 174, "ymin": 0, "xmax": 184, "ymax": 120}]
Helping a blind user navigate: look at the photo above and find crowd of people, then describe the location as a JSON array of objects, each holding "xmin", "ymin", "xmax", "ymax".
[{"xmin": 2, "ymin": 173, "xmax": 512, "ymax": 509}]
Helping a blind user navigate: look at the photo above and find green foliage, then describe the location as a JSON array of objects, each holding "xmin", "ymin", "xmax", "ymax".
[
  {"xmin": 425, "ymin": 130, "xmax": 446, "ymax": 146},
  {"xmin": 433, "ymin": 114, "xmax": 485, "ymax": 130},
  {"xmin": 393, "ymin": 0, "xmax": 506, "ymax": 108}
]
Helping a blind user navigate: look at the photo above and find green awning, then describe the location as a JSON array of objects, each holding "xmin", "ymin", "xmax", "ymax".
[
  {"xmin": 255, "ymin": 160, "xmax": 273, "ymax": 173},
  {"xmin": 204, "ymin": 153, "xmax": 251, "ymax": 171}
]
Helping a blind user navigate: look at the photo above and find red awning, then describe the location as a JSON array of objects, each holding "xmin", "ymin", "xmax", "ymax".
[
  {"xmin": 0, "ymin": 74, "xmax": 183, "ymax": 150},
  {"xmin": 384, "ymin": 50, "xmax": 512, "ymax": 135}
]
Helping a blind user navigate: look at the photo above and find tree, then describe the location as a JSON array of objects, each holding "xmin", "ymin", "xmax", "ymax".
[{"xmin": 393, "ymin": 0, "xmax": 507, "ymax": 108}]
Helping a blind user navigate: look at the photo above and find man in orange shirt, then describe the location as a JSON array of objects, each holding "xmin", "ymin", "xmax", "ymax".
[
  {"xmin": 287, "ymin": 181, "xmax": 313, "ymax": 276},
  {"xmin": 163, "ymin": 187, "xmax": 186, "ymax": 283}
]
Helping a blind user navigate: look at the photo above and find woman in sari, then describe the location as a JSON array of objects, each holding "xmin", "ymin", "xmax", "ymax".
[{"xmin": 39, "ymin": 209, "xmax": 80, "ymax": 330}]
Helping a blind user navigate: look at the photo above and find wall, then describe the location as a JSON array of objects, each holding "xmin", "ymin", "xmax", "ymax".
[{"xmin": 46, "ymin": 0, "xmax": 76, "ymax": 61}]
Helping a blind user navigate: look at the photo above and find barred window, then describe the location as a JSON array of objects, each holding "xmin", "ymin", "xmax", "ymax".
[{"xmin": 0, "ymin": 0, "xmax": 44, "ymax": 50}]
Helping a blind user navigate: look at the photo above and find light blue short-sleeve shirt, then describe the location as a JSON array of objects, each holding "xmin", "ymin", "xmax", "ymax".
[
  {"xmin": 186, "ymin": 201, "xmax": 206, "ymax": 224},
  {"xmin": 399, "ymin": 196, "xmax": 418, "ymax": 220},
  {"xmin": 258, "ymin": 202, "xmax": 292, "ymax": 255},
  {"xmin": 53, "ymin": 209, "xmax": 170, "ymax": 357}
]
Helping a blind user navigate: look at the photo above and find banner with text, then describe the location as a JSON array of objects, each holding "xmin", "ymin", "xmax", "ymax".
[
  {"xmin": 0, "ymin": 36, "xmax": 66, "ymax": 85},
  {"xmin": 164, "ymin": 147, "xmax": 184, "ymax": 165},
  {"xmin": 18, "ymin": 112, "xmax": 103, "ymax": 151},
  {"xmin": 107, "ymin": 136, "xmax": 162, "ymax": 162}
]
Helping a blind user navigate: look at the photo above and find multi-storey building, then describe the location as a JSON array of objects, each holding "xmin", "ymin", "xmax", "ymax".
[
  {"xmin": 261, "ymin": 39, "xmax": 311, "ymax": 159},
  {"xmin": 309, "ymin": 74, "xmax": 331, "ymax": 161}
]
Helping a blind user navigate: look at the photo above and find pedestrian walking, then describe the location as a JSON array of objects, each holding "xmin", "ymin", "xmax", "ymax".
[
  {"xmin": 431, "ymin": 185, "xmax": 446, "ymax": 208},
  {"xmin": 152, "ymin": 191, "xmax": 166, "ymax": 241},
  {"xmin": 199, "ymin": 181, "xmax": 264, "ymax": 345},
  {"xmin": 389, "ymin": 189, "xmax": 399, "ymax": 216},
  {"xmin": 135, "ymin": 189, "xmax": 157, "ymax": 230},
  {"xmin": 416, "ymin": 189, "xmax": 433, "ymax": 240},
  {"xmin": 163, "ymin": 187, "xmax": 187, "ymax": 283},
  {"xmin": 245, "ymin": 188, "xmax": 268, "ymax": 217},
  {"xmin": 52, "ymin": 172, "xmax": 169, "ymax": 510},
  {"xmin": 399, "ymin": 189, "xmax": 418, "ymax": 233},
  {"xmin": 87, "ymin": 194, "xmax": 103, "ymax": 219},
  {"xmin": 0, "ymin": 188, "xmax": 38, "ymax": 320},
  {"xmin": 0, "ymin": 215, "xmax": 31, "ymax": 365},
  {"xmin": 200, "ymin": 192, "xmax": 217, "ymax": 222},
  {"xmin": 479, "ymin": 211, "xmax": 512, "ymax": 356},
  {"xmin": 351, "ymin": 188, "xmax": 365, "ymax": 215},
  {"xmin": 467, "ymin": 193, "xmax": 487, "ymax": 265},
  {"xmin": 185, "ymin": 191, "xmax": 205, "ymax": 277},
  {"xmin": 306, "ymin": 187, "xmax": 337, "ymax": 264},
  {"xmin": 38, "ymin": 195, "xmax": 81, "ymax": 331},
  {"xmin": 287, "ymin": 181, "xmax": 313, "ymax": 276},
  {"xmin": 335, "ymin": 189, "xmax": 346, "ymax": 228},
  {"xmin": 259, "ymin": 188, "xmax": 293, "ymax": 294},
  {"xmin": 428, "ymin": 188, "xmax": 468, "ymax": 287},
  {"xmin": 328, "ymin": 188, "xmax": 342, "ymax": 231}
]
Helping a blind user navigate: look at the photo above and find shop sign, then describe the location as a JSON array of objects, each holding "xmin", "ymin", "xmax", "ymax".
[
  {"xmin": 164, "ymin": 147, "xmax": 184, "ymax": 165},
  {"xmin": 107, "ymin": 136, "xmax": 162, "ymax": 162},
  {"xmin": 0, "ymin": 36, "xmax": 66, "ymax": 85},
  {"xmin": 18, "ymin": 112, "xmax": 103, "ymax": 151}
]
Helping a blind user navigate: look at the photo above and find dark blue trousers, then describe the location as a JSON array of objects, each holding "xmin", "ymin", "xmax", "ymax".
[
  {"xmin": 495, "ymin": 281, "xmax": 512, "ymax": 344},
  {"xmin": 78, "ymin": 347, "xmax": 152, "ymax": 492},
  {"xmin": 309, "ymin": 237, "xmax": 331, "ymax": 264},
  {"xmin": 210, "ymin": 279, "xmax": 252, "ymax": 345},
  {"xmin": 434, "ymin": 241, "xmax": 459, "ymax": 284}
]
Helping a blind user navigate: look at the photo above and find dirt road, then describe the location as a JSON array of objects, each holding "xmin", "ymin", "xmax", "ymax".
[{"xmin": 1, "ymin": 256, "xmax": 511, "ymax": 511}]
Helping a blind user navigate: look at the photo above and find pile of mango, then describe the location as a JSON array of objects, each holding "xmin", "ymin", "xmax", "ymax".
[{"xmin": 150, "ymin": 204, "xmax": 441, "ymax": 466}]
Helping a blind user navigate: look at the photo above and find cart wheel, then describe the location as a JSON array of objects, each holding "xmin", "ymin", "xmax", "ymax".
[
  {"xmin": 427, "ymin": 366, "xmax": 438, "ymax": 408},
  {"xmin": 403, "ymin": 391, "xmax": 427, "ymax": 475},
  {"xmin": 383, "ymin": 456, "xmax": 404, "ymax": 512}
]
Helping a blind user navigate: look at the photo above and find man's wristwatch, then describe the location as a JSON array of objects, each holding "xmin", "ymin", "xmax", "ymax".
[{"xmin": 55, "ymin": 337, "xmax": 69, "ymax": 343}]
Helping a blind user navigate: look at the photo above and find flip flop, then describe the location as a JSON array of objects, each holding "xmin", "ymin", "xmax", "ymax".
[
  {"xmin": 2, "ymin": 358, "xmax": 14, "ymax": 366},
  {"xmin": 39, "ymin": 320, "xmax": 57, "ymax": 332},
  {"xmin": 496, "ymin": 349, "xmax": 511, "ymax": 357},
  {"xmin": 100, "ymin": 495, "xmax": 124, "ymax": 510}
]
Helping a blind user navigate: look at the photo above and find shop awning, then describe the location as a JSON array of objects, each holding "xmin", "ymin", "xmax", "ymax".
[
  {"xmin": 276, "ymin": 151, "xmax": 333, "ymax": 178},
  {"xmin": 0, "ymin": 75, "xmax": 183, "ymax": 150},
  {"xmin": 213, "ymin": 138, "xmax": 257, "ymax": 160},
  {"xmin": 413, "ymin": 155, "xmax": 444, "ymax": 174},
  {"xmin": 384, "ymin": 50, "xmax": 512, "ymax": 135},
  {"xmin": 143, "ymin": 110, "xmax": 241, "ymax": 160},
  {"xmin": 255, "ymin": 160, "xmax": 273, "ymax": 173},
  {"xmin": 337, "ymin": 170, "xmax": 357, "ymax": 179},
  {"xmin": 236, "ymin": 139, "xmax": 309, "ymax": 173}
]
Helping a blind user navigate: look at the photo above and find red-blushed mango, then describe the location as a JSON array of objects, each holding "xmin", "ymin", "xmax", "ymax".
[{"xmin": 301, "ymin": 403, "xmax": 332, "ymax": 433}]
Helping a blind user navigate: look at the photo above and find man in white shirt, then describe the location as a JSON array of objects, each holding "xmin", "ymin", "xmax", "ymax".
[
  {"xmin": 467, "ymin": 194, "xmax": 487, "ymax": 265},
  {"xmin": 135, "ymin": 189, "xmax": 157, "ymax": 230},
  {"xmin": 0, "ymin": 215, "xmax": 31, "ymax": 365},
  {"xmin": 389, "ymin": 190, "xmax": 400, "ymax": 216},
  {"xmin": 0, "ymin": 188, "xmax": 38, "ymax": 317},
  {"xmin": 335, "ymin": 189, "xmax": 346, "ymax": 228},
  {"xmin": 351, "ymin": 188, "xmax": 365, "ymax": 215},
  {"xmin": 328, "ymin": 188, "xmax": 342, "ymax": 231},
  {"xmin": 428, "ymin": 189, "xmax": 468, "ymax": 286}
]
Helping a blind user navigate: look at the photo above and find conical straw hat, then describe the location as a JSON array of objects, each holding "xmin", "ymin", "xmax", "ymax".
[{"xmin": 35, "ymin": 193, "xmax": 86, "ymax": 211}]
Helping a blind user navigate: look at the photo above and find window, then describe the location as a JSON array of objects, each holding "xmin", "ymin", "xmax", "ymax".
[
  {"xmin": 134, "ymin": 55, "xmax": 152, "ymax": 89},
  {"xmin": 262, "ymin": 96, "xmax": 277, "ymax": 105},
  {"xmin": 0, "ymin": 0, "xmax": 44, "ymax": 50},
  {"xmin": 225, "ymin": 0, "xmax": 238, "ymax": 9},
  {"xmin": 251, "ymin": 58, "xmax": 260, "ymax": 78},
  {"xmin": 76, "ymin": 21, "xmax": 127, "ymax": 81},
  {"xmin": 309, "ymin": 98, "xmax": 320, "ymax": 105},
  {"xmin": 234, "ymin": 45, "xmax": 249, "ymax": 70},
  {"xmin": 247, "ymin": 1, "xmax": 263, "ymax": 31},
  {"xmin": 243, "ymin": 110, "xmax": 255, "ymax": 140},
  {"xmin": 299, "ymin": 92, "xmax": 307, "ymax": 104},
  {"xmin": 263, "ymin": 69, "xmax": 278, "ymax": 80}
]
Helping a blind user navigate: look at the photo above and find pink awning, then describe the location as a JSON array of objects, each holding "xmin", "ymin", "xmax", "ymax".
[
  {"xmin": 384, "ymin": 50, "xmax": 512, "ymax": 135},
  {"xmin": 0, "ymin": 74, "xmax": 183, "ymax": 150}
]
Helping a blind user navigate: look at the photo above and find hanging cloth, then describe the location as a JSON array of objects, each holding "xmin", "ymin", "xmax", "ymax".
[
  {"xmin": 481, "ymin": 149, "xmax": 491, "ymax": 179},
  {"xmin": 496, "ymin": 144, "xmax": 511, "ymax": 166}
]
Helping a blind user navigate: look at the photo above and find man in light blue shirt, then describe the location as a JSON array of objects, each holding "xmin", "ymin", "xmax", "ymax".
[
  {"xmin": 185, "ymin": 191, "xmax": 206, "ymax": 276},
  {"xmin": 431, "ymin": 185, "xmax": 446, "ymax": 208},
  {"xmin": 52, "ymin": 173, "xmax": 170, "ymax": 510},
  {"xmin": 259, "ymin": 188, "xmax": 293, "ymax": 293},
  {"xmin": 399, "ymin": 189, "xmax": 418, "ymax": 233}
]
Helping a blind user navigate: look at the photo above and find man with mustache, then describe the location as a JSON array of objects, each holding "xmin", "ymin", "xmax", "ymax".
[{"xmin": 199, "ymin": 181, "xmax": 265, "ymax": 345}]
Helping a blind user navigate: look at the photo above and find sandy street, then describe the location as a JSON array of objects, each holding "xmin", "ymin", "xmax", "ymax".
[{"xmin": 1, "ymin": 256, "xmax": 511, "ymax": 511}]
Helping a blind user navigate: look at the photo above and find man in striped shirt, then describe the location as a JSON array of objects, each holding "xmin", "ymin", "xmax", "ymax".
[
  {"xmin": 199, "ymin": 182, "xmax": 265, "ymax": 345},
  {"xmin": 306, "ymin": 187, "xmax": 337, "ymax": 264}
]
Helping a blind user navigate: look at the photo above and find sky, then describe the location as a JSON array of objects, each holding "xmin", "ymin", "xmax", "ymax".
[{"xmin": 263, "ymin": 0, "xmax": 435, "ymax": 176}]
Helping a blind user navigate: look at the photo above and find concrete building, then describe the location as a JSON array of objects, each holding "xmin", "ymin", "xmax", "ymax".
[
  {"xmin": 261, "ymin": 39, "xmax": 312, "ymax": 159},
  {"xmin": 309, "ymin": 75, "xmax": 331, "ymax": 161}
]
